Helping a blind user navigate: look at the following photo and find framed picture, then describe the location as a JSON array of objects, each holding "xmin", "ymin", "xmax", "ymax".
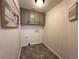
[
  {"xmin": 69, "ymin": 2, "xmax": 78, "ymax": 21},
  {"xmin": 0, "ymin": 0, "xmax": 19, "ymax": 28}
]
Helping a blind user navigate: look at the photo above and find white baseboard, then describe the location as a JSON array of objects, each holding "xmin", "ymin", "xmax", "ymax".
[
  {"xmin": 21, "ymin": 42, "xmax": 42, "ymax": 47},
  {"xmin": 43, "ymin": 42, "xmax": 63, "ymax": 59},
  {"xmin": 31, "ymin": 42, "xmax": 42, "ymax": 45},
  {"xmin": 18, "ymin": 48, "xmax": 21, "ymax": 59}
]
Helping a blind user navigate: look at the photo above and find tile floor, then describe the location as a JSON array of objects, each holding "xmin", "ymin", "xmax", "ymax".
[{"xmin": 20, "ymin": 43, "xmax": 59, "ymax": 59}]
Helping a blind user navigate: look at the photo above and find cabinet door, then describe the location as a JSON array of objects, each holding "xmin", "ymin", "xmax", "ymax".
[
  {"xmin": 20, "ymin": 9, "xmax": 29, "ymax": 25},
  {"xmin": 34, "ymin": 12, "xmax": 40, "ymax": 25},
  {"xmin": 39, "ymin": 13, "xmax": 45, "ymax": 25},
  {"xmin": 29, "ymin": 11, "xmax": 35, "ymax": 24}
]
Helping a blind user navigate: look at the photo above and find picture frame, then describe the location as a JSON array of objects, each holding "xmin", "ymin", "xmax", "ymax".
[
  {"xmin": 0, "ymin": 0, "xmax": 19, "ymax": 28},
  {"xmin": 69, "ymin": 2, "xmax": 78, "ymax": 21}
]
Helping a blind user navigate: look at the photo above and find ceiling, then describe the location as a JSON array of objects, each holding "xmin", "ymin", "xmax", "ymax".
[{"xmin": 18, "ymin": 0, "xmax": 63, "ymax": 13}]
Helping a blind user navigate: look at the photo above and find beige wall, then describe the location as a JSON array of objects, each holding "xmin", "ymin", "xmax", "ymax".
[
  {"xmin": 0, "ymin": 0, "xmax": 21, "ymax": 59},
  {"xmin": 43, "ymin": 0, "xmax": 77, "ymax": 59},
  {"xmin": 66, "ymin": 0, "xmax": 78, "ymax": 59}
]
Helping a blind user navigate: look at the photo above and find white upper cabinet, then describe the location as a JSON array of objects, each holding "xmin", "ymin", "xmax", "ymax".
[
  {"xmin": 29, "ymin": 11, "xmax": 35, "ymax": 25},
  {"xmin": 39, "ymin": 13, "xmax": 45, "ymax": 25},
  {"xmin": 34, "ymin": 12, "xmax": 40, "ymax": 25},
  {"xmin": 20, "ymin": 8, "xmax": 45, "ymax": 26}
]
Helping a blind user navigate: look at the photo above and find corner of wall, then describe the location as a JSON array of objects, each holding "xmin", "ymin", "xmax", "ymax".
[{"xmin": 43, "ymin": 42, "xmax": 63, "ymax": 59}]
